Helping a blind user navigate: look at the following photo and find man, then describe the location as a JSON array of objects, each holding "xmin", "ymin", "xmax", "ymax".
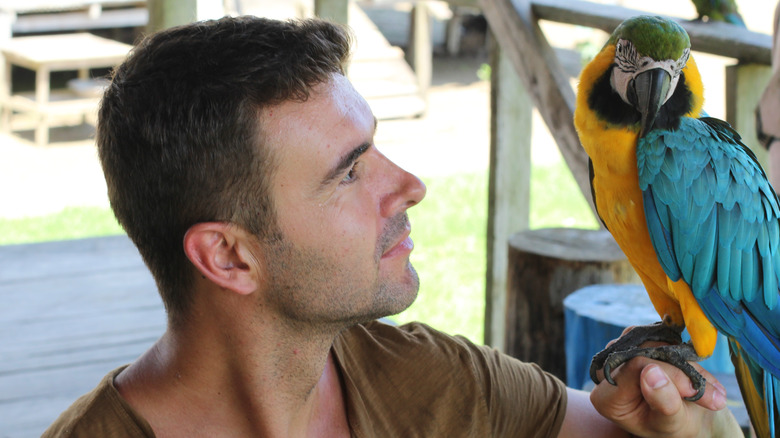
[{"xmin": 44, "ymin": 16, "xmax": 740, "ymax": 437}]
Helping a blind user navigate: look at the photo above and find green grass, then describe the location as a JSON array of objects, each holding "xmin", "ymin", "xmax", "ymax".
[
  {"xmin": 394, "ymin": 171, "xmax": 489, "ymax": 341},
  {"xmin": 0, "ymin": 206, "xmax": 123, "ymax": 246},
  {"xmin": 531, "ymin": 162, "xmax": 599, "ymax": 230},
  {"xmin": 393, "ymin": 161, "xmax": 598, "ymax": 343},
  {"xmin": 1, "ymin": 160, "xmax": 597, "ymax": 344}
]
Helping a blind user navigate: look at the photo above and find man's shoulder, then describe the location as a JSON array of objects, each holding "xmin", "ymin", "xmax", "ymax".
[
  {"xmin": 335, "ymin": 320, "xmax": 495, "ymax": 383},
  {"xmin": 42, "ymin": 365, "xmax": 154, "ymax": 438},
  {"xmin": 334, "ymin": 320, "xmax": 567, "ymax": 436}
]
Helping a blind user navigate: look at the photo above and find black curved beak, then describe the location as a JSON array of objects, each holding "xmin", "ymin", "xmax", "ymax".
[{"xmin": 628, "ymin": 68, "xmax": 672, "ymax": 138}]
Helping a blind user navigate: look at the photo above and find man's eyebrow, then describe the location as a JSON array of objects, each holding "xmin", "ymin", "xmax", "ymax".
[
  {"xmin": 322, "ymin": 141, "xmax": 370, "ymax": 186},
  {"xmin": 321, "ymin": 118, "xmax": 377, "ymax": 186}
]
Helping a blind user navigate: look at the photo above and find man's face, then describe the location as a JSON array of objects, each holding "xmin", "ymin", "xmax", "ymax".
[{"xmin": 257, "ymin": 74, "xmax": 427, "ymax": 326}]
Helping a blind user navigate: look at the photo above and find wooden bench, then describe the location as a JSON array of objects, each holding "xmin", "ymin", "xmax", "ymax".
[{"xmin": 0, "ymin": 235, "xmax": 165, "ymax": 437}]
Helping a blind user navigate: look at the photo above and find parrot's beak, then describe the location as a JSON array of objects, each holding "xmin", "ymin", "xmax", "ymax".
[{"xmin": 629, "ymin": 68, "xmax": 672, "ymax": 138}]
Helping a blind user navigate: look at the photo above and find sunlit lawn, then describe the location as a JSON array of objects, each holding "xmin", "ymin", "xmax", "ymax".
[
  {"xmin": 0, "ymin": 159, "xmax": 597, "ymax": 344},
  {"xmin": 394, "ymin": 161, "xmax": 598, "ymax": 343},
  {"xmin": 0, "ymin": 206, "xmax": 122, "ymax": 245}
]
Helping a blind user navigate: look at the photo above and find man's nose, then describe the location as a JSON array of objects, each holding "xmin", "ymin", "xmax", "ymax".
[{"xmin": 379, "ymin": 159, "xmax": 426, "ymax": 218}]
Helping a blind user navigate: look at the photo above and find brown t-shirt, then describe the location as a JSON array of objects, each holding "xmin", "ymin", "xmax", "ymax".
[{"xmin": 43, "ymin": 321, "xmax": 567, "ymax": 437}]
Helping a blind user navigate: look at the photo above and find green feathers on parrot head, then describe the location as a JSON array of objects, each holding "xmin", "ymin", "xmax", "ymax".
[{"xmin": 607, "ymin": 16, "xmax": 690, "ymax": 62}]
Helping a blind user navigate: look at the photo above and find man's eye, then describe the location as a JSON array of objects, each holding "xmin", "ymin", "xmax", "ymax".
[{"xmin": 341, "ymin": 164, "xmax": 358, "ymax": 184}]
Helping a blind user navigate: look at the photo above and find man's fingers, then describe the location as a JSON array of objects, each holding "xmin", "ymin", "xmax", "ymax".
[
  {"xmin": 662, "ymin": 362, "xmax": 728, "ymax": 411},
  {"xmin": 639, "ymin": 364, "xmax": 683, "ymax": 416}
]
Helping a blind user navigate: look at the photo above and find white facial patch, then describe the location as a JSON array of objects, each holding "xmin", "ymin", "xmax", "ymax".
[{"xmin": 611, "ymin": 39, "xmax": 690, "ymax": 106}]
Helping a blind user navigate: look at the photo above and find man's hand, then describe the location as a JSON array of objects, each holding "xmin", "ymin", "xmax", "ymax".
[{"xmin": 589, "ymin": 354, "xmax": 742, "ymax": 437}]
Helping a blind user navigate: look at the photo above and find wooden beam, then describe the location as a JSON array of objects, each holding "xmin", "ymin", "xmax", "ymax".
[
  {"xmin": 726, "ymin": 63, "xmax": 773, "ymax": 169},
  {"xmin": 530, "ymin": 0, "xmax": 771, "ymax": 65},
  {"xmin": 405, "ymin": 1, "xmax": 432, "ymax": 101},
  {"xmin": 12, "ymin": 8, "xmax": 148, "ymax": 34},
  {"xmin": 484, "ymin": 36, "xmax": 532, "ymax": 348},
  {"xmin": 480, "ymin": 0, "xmax": 596, "ymax": 218}
]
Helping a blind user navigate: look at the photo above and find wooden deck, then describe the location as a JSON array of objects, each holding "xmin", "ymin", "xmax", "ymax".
[{"xmin": 0, "ymin": 235, "xmax": 166, "ymax": 437}]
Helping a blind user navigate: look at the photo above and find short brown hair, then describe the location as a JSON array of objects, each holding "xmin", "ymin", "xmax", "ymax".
[{"xmin": 97, "ymin": 16, "xmax": 352, "ymax": 325}]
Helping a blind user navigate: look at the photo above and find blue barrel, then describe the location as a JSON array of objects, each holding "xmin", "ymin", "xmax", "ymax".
[{"xmin": 563, "ymin": 284, "xmax": 734, "ymax": 390}]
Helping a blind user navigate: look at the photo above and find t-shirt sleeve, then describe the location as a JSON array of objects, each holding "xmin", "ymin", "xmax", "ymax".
[{"xmin": 466, "ymin": 338, "xmax": 568, "ymax": 437}]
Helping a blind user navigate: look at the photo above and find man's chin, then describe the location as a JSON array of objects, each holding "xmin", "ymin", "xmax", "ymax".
[{"xmin": 355, "ymin": 284, "xmax": 419, "ymax": 326}]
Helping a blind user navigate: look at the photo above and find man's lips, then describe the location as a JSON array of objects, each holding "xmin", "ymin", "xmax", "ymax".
[{"xmin": 381, "ymin": 230, "xmax": 413, "ymax": 259}]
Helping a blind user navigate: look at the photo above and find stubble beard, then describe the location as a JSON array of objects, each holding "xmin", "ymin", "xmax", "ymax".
[{"xmin": 260, "ymin": 213, "xmax": 420, "ymax": 329}]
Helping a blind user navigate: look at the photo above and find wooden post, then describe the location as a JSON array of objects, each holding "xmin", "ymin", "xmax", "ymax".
[
  {"xmin": 726, "ymin": 63, "xmax": 773, "ymax": 170},
  {"xmin": 504, "ymin": 228, "xmax": 638, "ymax": 381},
  {"xmin": 0, "ymin": 57, "xmax": 9, "ymax": 133},
  {"xmin": 484, "ymin": 34, "xmax": 532, "ymax": 348},
  {"xmin": 147, "ymin": 0, "xmax": 223, "ymax": 33},
  {"xmin": 0, "ymin": 10, "xmax": 13, "ymax": 134},
  {"xmin": 405, "ymin": 1, "xmax": 432, "ymax": 101},
  {"xmin": 34, "ymin": 66, "xmax": 50, "ymax": 146},
  {"xmin": 315, "ymin": 0, "xmax": 349, "ymax": 24},
  {"xmin": 480, "ymin": 0, "xmax": 597, "ymax": 219}
]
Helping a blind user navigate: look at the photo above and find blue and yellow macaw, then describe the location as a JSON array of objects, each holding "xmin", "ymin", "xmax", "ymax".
[
  {"xmin": 574, "ymin": 15, "xmax": 780, "ymax": 437},
  {"xmin": 691, "ymin": 0, "xmax": 746, "ymax": 27}
]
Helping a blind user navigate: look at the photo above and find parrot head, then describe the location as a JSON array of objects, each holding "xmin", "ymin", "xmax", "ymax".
[{"xmin": 604, "ymin": 16, "xmax": 692, "ymax": 137}]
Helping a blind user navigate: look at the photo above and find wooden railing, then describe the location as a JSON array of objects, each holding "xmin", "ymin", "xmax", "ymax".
[{"xmin": 480, "ymin": 0, "xmax": 773, "ymax": 347}]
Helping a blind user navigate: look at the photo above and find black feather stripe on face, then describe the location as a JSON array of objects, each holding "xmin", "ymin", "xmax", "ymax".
[{"xmin": 588, "ymin": 65, "xmax": 640, "ymax": 127}]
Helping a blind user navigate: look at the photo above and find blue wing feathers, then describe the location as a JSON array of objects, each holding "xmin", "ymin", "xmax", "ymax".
[
  {"xmin": 660, "ymin": 149, "xmax": 682, "ymax": 181},
  {"xmin": 729, "ymin": 244, "xmax": 744, "ymax": 301},
  {"xmin": 698, "ymin": 289, "xmax": 780, "ymax": 377},
  {"xmin": 639, "ymin": 115, "xmax": 780, "ymax": 436},
  {"xmin": 742, "ymin": 249, "xmax": 758, "ymax": 303},
  {"xmin": 628, "ymin": 93, "xmax": 780, "ymax": 435},
  {"xmin": 692, "ymin": 214, "xmax": 717, "ymax": 296},
  {"xmin": 716, "ymin": 241, "xmax": 731, "ymax": 295},
  {"xmin": 643, "ymin": 188, "xmax": 681, "ymax": 280}
]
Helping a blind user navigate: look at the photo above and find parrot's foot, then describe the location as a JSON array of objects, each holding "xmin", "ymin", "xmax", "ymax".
[
  {"xmin": 589, "ymin": 322, "xmax": 683, "ymax": 383},
  {"xmin": 589, "ymin": 322, "xmax": 706, "ymax": 401}
]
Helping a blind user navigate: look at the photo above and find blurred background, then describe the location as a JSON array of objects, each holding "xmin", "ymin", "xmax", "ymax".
[{"xmin": 0, "ymin": 0, "xmax": 774, "ymax": 345}]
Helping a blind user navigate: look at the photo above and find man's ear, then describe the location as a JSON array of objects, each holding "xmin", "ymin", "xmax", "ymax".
[{"xmin": 183, "ymin": 222, "xmax": 259, "ymax": 295}]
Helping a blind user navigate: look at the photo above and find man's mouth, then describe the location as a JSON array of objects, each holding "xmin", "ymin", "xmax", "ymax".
[
  {"xmin": 381, "ymin": 232, "xmax": 413, "ymax": 260},
  {"xmin": 378, "ymin": 213, "xmax": 412, "ymax": 260}
]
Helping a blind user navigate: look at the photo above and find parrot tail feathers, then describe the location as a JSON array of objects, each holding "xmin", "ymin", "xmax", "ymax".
[
  {"xmin": 766, "ymin": 371, "xmax": 777, "ymax": 438},
  {"xmin": 731, "ymin": 340, "xmax": 780, "ymax": 438}
]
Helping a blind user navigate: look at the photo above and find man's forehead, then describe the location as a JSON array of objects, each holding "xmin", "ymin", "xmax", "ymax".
[
  {"xmin": 259, "ymin": 74, "xmax": 361, "ymax": 138},
  {"xmin": 257, "ymin": 74, "xmax": 375, "ymax": 175}
]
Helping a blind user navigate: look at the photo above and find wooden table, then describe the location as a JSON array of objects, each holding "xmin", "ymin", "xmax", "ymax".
[
  {"xmin": 0, "ymin": 236, "xmax": 165, "ymax": 437},
  {"xmin": 0, "ymin": 32, "xmax": 132, "ymax": 145}
]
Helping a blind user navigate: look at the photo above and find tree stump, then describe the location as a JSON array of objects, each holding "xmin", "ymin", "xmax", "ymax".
[{"xmin": 505, "ymin": 227, "xmax": 638, "ymax": 382}]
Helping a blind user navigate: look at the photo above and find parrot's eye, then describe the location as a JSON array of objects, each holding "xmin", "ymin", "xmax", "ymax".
[{"xmin": 616, "ymin": 42, "xmax": 622, "ymax": 53}]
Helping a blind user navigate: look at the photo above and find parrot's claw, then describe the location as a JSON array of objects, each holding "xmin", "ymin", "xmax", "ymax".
[
  {"xmin": 589, "ymin": 322, "xmax": 706, "ymax": 402},
  {"xmin": 600, "ymin": 343, "xmax": 706, "ymax": 401},
  {"xmin": 589, "ymin": 322, "xmax": 683, "ymax": 384}
]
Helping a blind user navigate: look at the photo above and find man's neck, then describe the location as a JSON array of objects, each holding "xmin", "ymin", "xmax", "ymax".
[{"xmin": 114, "ymin": 314, "xmax": 350, "ymax": 437}]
